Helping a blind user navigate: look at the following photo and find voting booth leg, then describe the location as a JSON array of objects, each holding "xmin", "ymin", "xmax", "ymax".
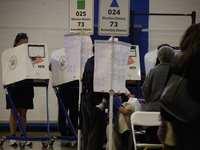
[
  {"xmin": 45, "ymin": 86, "xmax": 50, "ymax": 137},
  {"xmin": 52, "ymin": 87, "xmax": 77, "ymax": 142},
  {"xmin": 45, "ymin": 86, "xmax": 55, "ymax": 147},
  {"xmin": 1, "ymin": 86, "xmax": 52, "ymax": 148}
]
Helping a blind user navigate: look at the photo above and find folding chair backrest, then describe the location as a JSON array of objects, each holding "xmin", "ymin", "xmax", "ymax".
[{"xmin": 131, "ymin": 111, "xmax": 162, "ymax": 150}]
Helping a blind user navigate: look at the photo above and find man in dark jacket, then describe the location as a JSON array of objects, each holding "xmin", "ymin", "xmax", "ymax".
[{"xmin": 81, "ymin": 54, "xmax": 108, "ymax": 150}]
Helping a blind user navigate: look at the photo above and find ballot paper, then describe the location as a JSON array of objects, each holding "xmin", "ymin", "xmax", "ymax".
[
  {"xmin": 94, "ymin": 40, "xmax": 131, "ymax": 93},
  {"xmin": 64, "ymin": 34, "xmax": 93, "ymax": 80}
]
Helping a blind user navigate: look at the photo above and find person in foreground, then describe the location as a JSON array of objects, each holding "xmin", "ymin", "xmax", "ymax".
[
  {"xmin": 142, "ymin": 46, "xmax": 175, "ymax": 112},
  {"xmin": 6, "ymin": 33, "xmax": 33, "ymax": 146},
  {"xmin": 81, "ymin": 46, "xmax": 108, "ymax": 150},
  {"xmin": 160, "ymin": 23, "xmax": 200, "ymax": 150},
  {"xmin": 142, "ymin": 46, "xmax": 175, "ymax": 147}
]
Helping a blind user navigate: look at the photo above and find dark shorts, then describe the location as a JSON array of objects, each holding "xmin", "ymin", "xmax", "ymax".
[{"xmin": 6, "ymin": 86, "xmax": 34, "ymax": 109}]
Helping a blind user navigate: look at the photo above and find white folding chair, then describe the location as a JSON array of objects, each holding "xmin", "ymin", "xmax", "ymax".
[{"xmin": 131, "ymin": 111, "xmax": 163, "ymax": 150}]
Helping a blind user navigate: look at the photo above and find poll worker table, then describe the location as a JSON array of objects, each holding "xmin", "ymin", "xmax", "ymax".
[{"xmin": 0, "ymin": 43, "xmax": 54, "ymax": 148}]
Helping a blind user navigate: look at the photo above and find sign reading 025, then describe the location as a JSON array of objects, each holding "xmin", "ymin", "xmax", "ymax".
[
  {"xmin": 69, "ymin": 0, "xmax": 94, "ymax": 35},
  {"xmin": 98, "ymin": 0, "xmax": 130, "ymax": 36}
]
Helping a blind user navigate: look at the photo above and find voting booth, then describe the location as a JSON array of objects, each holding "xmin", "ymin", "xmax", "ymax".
[
  {"xmin": 144, "ymin": 50, "xmax": 157, "ymax": 76},
  {"xmin": 1, "ymin": 43, "xmax": 52, "ymax": 148},
  {"xmin": 51, "ymin": 48, "xmax": 73, "ymax": 86},
  {"xmin": 50, "ymin": 34, "xmax": 93, "ymax": 146},
  {"xmin": 2, "ymin": 43, "xmax": 49, "ymax": 86},
  {"xmin": 50, "ymin": 47, "xmax": 78, "ymax": 142},
  {"xmin": 126, "ymin": 45, "xmax": 141, "ymax": 80},
  {"xmin": 51, "ymin": 34, "xmax": 93, "ymax": 86}
]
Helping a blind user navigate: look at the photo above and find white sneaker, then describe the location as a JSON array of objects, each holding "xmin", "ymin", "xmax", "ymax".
[
  {"xmin": 25, "ymin": 141, "xmax": 33, "ymax": 146},
  {"xmin": 10, "ymin": 140, "xmax": 18, "ymax": 146}
]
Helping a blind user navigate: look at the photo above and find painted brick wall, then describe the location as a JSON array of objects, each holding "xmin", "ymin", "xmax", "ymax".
[
  {"xmin": 0, "ymin": 0, "xmax": 70, "ymax": 122},
  {"xmin": 149, "ymin": 0, "xmax": 200, "ymax": 52}
]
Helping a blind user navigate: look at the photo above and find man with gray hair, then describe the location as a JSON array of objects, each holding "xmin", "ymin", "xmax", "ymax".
[{"xmin": 142, "ymin": 46, "xmax": 175, "ymax": 111}]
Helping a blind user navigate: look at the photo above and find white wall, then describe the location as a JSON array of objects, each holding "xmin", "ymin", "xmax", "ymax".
[
  {"xmin": 149, "ymin": 0, "xmax": 200, "ymax": 52},
  {"xmin": 0, "ymin": 0, "xmax": 70, "ymax": 122}
]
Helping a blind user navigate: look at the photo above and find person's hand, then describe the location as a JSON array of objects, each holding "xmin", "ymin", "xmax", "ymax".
[
  {"xmin": 96, "ymin": 103, "xmax": 104, "ymax": 111},
  {"xmin": 127, "ymin": 94, "xmax": 135, "ymax": 99}
]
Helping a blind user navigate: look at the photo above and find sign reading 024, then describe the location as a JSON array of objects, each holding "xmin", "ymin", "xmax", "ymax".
[
  {"xmin": 69, "ymin": 0, "xmax": 94, "ymax": 35},
  {"xmin": 98, "ymin": 0, "xmax": 130, "ymax": 36}
]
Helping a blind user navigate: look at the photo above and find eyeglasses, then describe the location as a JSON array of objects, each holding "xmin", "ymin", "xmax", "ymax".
[{"xmin": 18, "ymin": 33, "xmax": 27, "ymax": 36}]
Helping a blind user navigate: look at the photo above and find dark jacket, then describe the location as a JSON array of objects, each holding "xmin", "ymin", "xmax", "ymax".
[
  {"xmin": 142, "ymin": 62, "xmax": 171, "ymax": 111},
  {"xmin": 82, "ymin": 56, "xmax": 108, "ymax": 105}
]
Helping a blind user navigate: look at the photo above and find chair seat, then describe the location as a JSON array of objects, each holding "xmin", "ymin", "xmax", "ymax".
[{"xmin": 134, "ymin": 130, "xmax": 146, "ymax": 134}]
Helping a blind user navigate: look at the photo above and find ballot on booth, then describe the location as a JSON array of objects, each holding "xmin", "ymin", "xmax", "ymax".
[{"xmin": 2, "ymin": 43, "xmax": 49, "ymax": 86}]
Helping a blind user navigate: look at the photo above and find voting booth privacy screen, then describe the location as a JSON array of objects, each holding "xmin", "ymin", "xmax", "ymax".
[
  {"xmin": 126, "ymin": 45, "xmax": 141, "ymax": 80},
  {"xmin": 51, "ymin": 48, "xmax": 75, "ymax": 86},
  {"xmin": 2, "ymin": 43, "xmax": 49, "ymax": 86}
]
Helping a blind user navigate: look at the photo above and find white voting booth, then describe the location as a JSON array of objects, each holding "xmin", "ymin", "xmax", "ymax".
[
  {"xmin": 144, "ymin": 50, "xmax": 157, "ymax": 76},
  {"xmin": 2, "ymin": 43, "xmax": 49, "ymax": 85},
  {"xmin": 1, "ymin": 43, "xmax": 51, "ymax": 148},
  {"xmin": 126, "ymin": 45, "xmax": 141, "ymax": 80},
  {"xmin": 51, "ymin": 35, "xmax": 93, "ymax": 86},
  {"xmin": 50, "ymin": 34, "xmax": 93, "ymax": 145},
  {"xmin": 51, "ymin": 48, "xmax": 78, "ymax": 143},
  {"xmin": 51, "ymin": 48, "xmax": 73, "ymax": 86}
]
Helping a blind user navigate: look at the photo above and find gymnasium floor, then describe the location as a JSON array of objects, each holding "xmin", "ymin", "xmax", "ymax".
[{"xmin": 0, "ymin": 132, "xmax": 77, "ymax": 150}]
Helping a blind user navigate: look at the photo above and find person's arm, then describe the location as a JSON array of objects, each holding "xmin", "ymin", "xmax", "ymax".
[
  {"xmin": 113, "ymin": 96, "xmax": 134, "ymax": 115},
  {"xmin": 125, "ymin": 87, "xmax": 135, "ymax": 99},
  {"xmin": 117, "ymin": 107, "xmax": 133, "ymax": 115}
]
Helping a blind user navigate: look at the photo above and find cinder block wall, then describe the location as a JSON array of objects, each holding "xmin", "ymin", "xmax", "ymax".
[
  {"xmin": 148, "ymin": 0, "xmax": 200, "ymax": 51},
  {"xmin": 0, "ymin": 0, "xmax": 70, "ymax": 122}
]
